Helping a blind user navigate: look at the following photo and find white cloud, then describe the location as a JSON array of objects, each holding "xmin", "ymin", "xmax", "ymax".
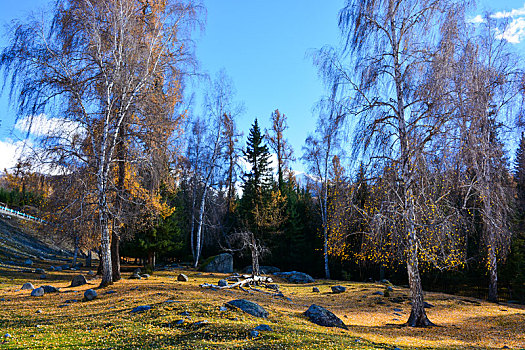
[
  {"xmin": 491, "ymin": 4, "xmax": 525, "ymax": 19},
  {"xmin": 468, "ymin": 14, "xmax": 485, "ymax": 24},
  {"xmin": 488, "ymin": 4, "xmax": 525, "ymax": 44},
  {"xmin": 495, "ymin": 17, "xmax": 525, "ymax": 44},
  {"xmin": 0, "ymin": 139, "xmax": 25, "ymax": 172},
  {"xmin": 15, "ymin": 114, "xmax": 81, "ymax": 139}
]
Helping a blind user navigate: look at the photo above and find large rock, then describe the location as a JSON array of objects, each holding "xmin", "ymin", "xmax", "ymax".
[
  {"xmin": 71, "ymin": 275, "xmax": 88, "ymax": 287},
  {"xmin": 226, "ymin": 299, "xmax": 268, "ymax": 318},
  {"xmin": 201, "ymin": 253, "xmax": 233, "ymax": 273},
  {"xmin": 84, "ymin": 289, "xmax": 97, "ymax": 301},
  {"xmin": 31, "ymin": 287, "xmax": 44, "ymax": 297},
  {"xmin": 274, "ymin": 271, "xmax": 315, "ymax": 284},
  {"xmin": 21, "ymin": 282, "xmax": 35, "ymax": 290},
  {"xmin": 243, "ymin": 266, "xmax": 281, "ymax": 275},
  {"xmin": 41, "ymin": 285, "xmax": 59, "ymax": 293},
  {"xmin": 304, "ymin": 304, "xmax": 348, "ymax": 330}
]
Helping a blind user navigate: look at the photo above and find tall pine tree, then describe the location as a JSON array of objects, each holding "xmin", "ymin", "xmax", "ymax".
[{"xmin": 242, "ymin": 118, "xmax": 273, "ymax": 215}]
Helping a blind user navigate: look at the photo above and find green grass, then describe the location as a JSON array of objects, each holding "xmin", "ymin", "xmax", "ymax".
[{"xmin": 0, "ymin": 265, "xmax": 524, "ymax": 349}]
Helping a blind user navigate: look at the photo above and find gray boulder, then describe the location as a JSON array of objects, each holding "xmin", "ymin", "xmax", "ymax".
[
  {"xmin": 35, "ymin": 268, "xmax": 45, "ymax": 274},
  {"xmin": 201, "ymin": 253, "xmax": 233, "ymax": 273},
  {"xmin": 226, "ymin": 299, "xmax": 268, "ymax": 318},
  {"xmin": 71, "ymin": 275, "xmax": 87, "ymax": 287},
  {"xmin": 331, "ymin": 285, "xmax": 346, "ymax": 294},
  {"xmin": 304, "ymin": 304, "xmax": 348, "ymax": 330},
  {"xmin": 84, "ymin": 289, "xmax": 97, "ymax": 301},
  {"xmin": 177, "ymin": 273, "xmax": 188, "ymax": 282},
  {"xmin": 274, "ymin": 271, "xmax": 314, "ymax": 284},
  {"xmin": 31, "ymin": 287, "xmax": 44, "ymax": 297},
  {"xmin": 21, "ymin": 282, "xmax": 35, "ymax": 290},
  {"xmin": 312, "ymin": 287, "xmax": 320, "ymax": 293},
  {"xmin": 41, "ymin": 285, "xmax": 59, "ymax": 293},
  {"xmin": 218, "ymin": 279, "xmax": 228, "ymax": 287}
]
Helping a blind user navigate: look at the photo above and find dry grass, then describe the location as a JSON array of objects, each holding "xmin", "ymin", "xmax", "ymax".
[{"xmin": 0, "ymin": 265, "xmax": 524, "ymax": 349}]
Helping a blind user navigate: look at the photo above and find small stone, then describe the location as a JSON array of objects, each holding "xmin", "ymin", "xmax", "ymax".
[
  {"xmin": 39, "ymin": 274, "xmax": 47, "ymax": 279},
  {"xmin": 129, "ymin": 273, "xmax": 141, "ymax": 279},
  {"xmin": 58, "ymin": 304, "xmax": 68, "ymax": 308},
  {"xmin": 48, "ymin": 266, "xmax": 55, "ymax": 271},
  {"xmin": 394, "ymin": 312, "xmax": 402, "ymax": 316},
  {"xmin": 254, "ymin": 324, "xmax": 273, "ymax": 332},
  {"xmin": 55, "ymin": 266, "xmax": 62, "ymax": 271},
  {"xmin": 331, "ymin": 285, "xmax": 346, "ymax": 294},
  {"xmin": 372, "ymin": 291, "xmax": 384, "ymax": 296},
  {"xmin": 177, "ymin": 273, "xmax": 188, "ymax": 282},
  {"xmin": 31, "ymin": 287, "xmax": 44, "ymax": 297},
  {"xmin": 377, "ymin": 301, "xmax": 386, "ymax": 305},
  {"xmin": 87, "ymin": 270, "xmax": 95, "ymax": 276},
  {"xmin": 36, "ymin": 310, "xmax": 42, "ymax": 314},
  {"xmin": 179, "ymin": 311, "xmax": 190, "ymax": 316},
  {"xmin": 0, "ymin": 298, "xmax": 5, "ymax": 301},
  {"xmin": 24, "ymin": 259, "xmax": 33, "ymax": 266},
  {"xmin": 312, "ymin": 287, "xmax": 320, "ymax": 293},
  {"xmin": 35, "ymin": 268, "xmax": 45, "ymax": 274},
  {"xmin": 131, "ymin": 305, "xmax": 151, "ymax": 313},
  {"xmin": 219, "ymin": 306, "xmax": 228, "ymax": 311},
  {"xmin": 104, "ymin": 290, "xmax": 117, "ymax": 295},
  {"xmin": 21, "ymin": 282, "xmax": 35, "ymax": 290},
  {"xmin": 4, "ymin": 333, "xmax": 11, "ymax": 338},
  {"xmin": 218, "ymin": 279, "xmax": 228, "ymax": 287},
  {"xmin": 393, "ymin": 308, "xmax": 403, "ymax": 312},
  {"xmin": 249, "ymin": 330, "xmax": 259, "ymax": 338},
  {"xmin": 193, "ymin": 320, "xmax": 208, "ymax": 326},
  {"xmin": 65, "ymin": 299, "xmax": 79, "ymax": 303},
  {"xmin": 386, "ymin": 286, "xmax": 394, "ymax": 292},
  {"xmin": 61, "ymin": 264, "xmax": 70, "ymax": 270},
  {"xmin": 174, "ymin": 319, "xmax": 184, "ymax": 325},
  {"xmin": 84, "ymin": 289, "xmax": 97, "ymax": 301},
  {"xmin": 141, "ymin": 274, "xmax": 150, "ymax": 279}
]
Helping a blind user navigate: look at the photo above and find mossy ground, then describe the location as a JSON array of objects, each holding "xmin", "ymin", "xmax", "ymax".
[{"xmin": 0, "ymin": 265, "xmax": 524, "ymax": 350}]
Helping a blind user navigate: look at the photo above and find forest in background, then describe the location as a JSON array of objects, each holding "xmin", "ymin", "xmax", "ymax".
[{"xmin": 0, "ymin": 0, "xmax": 524, "ymax": 327}]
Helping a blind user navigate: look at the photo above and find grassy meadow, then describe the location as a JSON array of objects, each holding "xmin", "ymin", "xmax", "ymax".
[{"xmin": 0, "ymin": 266, "xmax": 524, "ymax": 350}]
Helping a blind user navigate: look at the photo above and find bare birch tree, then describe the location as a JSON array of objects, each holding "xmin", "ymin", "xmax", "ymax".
[
  {"xmin": 0, "ymin": 0, "xmax": 200, "ymax": 286},
  {"xmin": 303, "ymin": 111, "xmax": 344, "ymax": 280},
  {"xmin": 187, "ymin": 71, "xmax": 241, "ymax": 267},
  {"xmin": 314, "ymin": 0, "xmax": 469, "ymax": 326},
  {"xmin": 451, "ymin": 17, "xmax": 520, "ymax": 302}
]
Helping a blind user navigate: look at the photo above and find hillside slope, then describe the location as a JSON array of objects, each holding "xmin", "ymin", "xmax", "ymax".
[{"xmin": 0, "ymin": 217, "xmax": 72, "ymax": 265}]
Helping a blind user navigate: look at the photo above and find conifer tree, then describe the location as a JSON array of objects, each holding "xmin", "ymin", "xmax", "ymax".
[{"xmin": 242, "ymin": 118, "xmax": 273, "ymax": 212}]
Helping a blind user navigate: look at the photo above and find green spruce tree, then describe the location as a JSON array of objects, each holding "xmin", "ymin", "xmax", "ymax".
[{"xmin": 241, "ymin": 118, "xmax": 273, "ymax": 225}]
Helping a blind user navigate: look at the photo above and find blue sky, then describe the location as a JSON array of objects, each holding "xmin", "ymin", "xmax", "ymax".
[{"xmin": 0, "ymin": 0, "xmax": 524, "ymax": 172}]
